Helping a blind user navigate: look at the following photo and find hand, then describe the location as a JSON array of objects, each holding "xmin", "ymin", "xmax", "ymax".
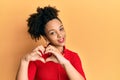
[
  {"xmin": 45, "ymin": 45, "xmax": 68, "ymax": 65},
  {"xmin": 21, "ymin": 45, "xmax": 46, "ymax": 63}
]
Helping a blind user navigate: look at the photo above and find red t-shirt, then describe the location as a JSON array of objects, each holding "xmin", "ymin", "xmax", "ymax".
[{"xmin": 28, "ymin": 47, "xmax": 86, "ymax": 80}]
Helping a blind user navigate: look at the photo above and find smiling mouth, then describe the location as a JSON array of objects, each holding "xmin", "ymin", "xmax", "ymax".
[{"xmin": 58, "ymin": 38, "xmax": 64, "ymax": 43}]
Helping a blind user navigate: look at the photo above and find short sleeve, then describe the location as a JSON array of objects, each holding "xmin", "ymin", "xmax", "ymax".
[
  {"xmin": 71, "ymin": 53, "xmax": 86, "ymax": 80},
  {"xmin": 28, "ymin": 61, "xmax": 37, "ymax": 80}
]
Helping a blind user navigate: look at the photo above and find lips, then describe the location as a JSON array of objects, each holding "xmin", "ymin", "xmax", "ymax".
[{"xmin": 58, "ymin": 38, "xmax": 64, "ymax": 43}]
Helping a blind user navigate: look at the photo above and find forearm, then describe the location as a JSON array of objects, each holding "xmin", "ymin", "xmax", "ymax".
[
  {"xmin": 63, "ymin": 60, "xmax": 84, "ymax": 80},
  {"xmin": 16, "ymin": 60, "xmax": 29, "ymax": 80}
]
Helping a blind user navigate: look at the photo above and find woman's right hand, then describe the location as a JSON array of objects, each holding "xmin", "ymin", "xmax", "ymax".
[
  {"xmin": 21, "ymin": 45, "xmax": 46, "ymax": 63},
  {"xmin": 16, "ymin": 45, "xmax": 46, "ymax": 80}
]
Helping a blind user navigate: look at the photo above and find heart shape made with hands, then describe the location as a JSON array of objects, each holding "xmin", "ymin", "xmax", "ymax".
[{"xmin": 38, "ymin": 49, "xmax": 52, "ymax": 60}]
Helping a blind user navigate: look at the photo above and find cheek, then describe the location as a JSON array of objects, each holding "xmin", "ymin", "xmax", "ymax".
[
  {"xmin": 62, "ymin": 32, "xmax": 66, "ymax": 37},
  {"xmin": 48, "ymin": 36, "xmax": 57, "ymax": 42}
]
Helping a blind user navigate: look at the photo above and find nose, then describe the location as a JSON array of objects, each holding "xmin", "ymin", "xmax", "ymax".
[{"xmin": 57, "ymin": 32, "xmax": 62, "ymax": 38}]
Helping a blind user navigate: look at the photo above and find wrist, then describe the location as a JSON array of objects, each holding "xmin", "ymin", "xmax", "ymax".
[
  {"xmin": 20, "ymin": 58, "xmax": 29, "ymax": 66},
  {"xmin": 62, "ymin": 59, "xmax": 70, "ymax": 66}
]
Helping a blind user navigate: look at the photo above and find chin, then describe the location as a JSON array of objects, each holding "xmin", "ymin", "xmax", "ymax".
[
  {"xmin": 50, "ymin": 41, "xmax": 65, "ymax": 47},
  {"xmin": 52, "ymin": 43, "xmax": 65, "ymax": 47},
  {"xmin": 58, "ymin": 43, "xmax": 65, "ymax": 47}
]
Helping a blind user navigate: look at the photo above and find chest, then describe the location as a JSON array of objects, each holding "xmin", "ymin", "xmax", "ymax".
[{"xmin": 35, "ymin": 61, "xmax": 69, "ymax": 80}]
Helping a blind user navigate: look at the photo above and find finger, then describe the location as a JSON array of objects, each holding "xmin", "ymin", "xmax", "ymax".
[
  {"xmin": 33, "ymin": 45, "xmax": 45, "ymax": 52},
  {"xmin": 46, "ymin": 45, "xmax": 57, "ymax": 52},
  {"xmin": 36, "ymin": 57, "xmax": 46, "ymax": 63},
  {"xmin": 33, "ymin": 45, "xmax": 45, "ymax": 56},
  {"xmin": 45, "ymin": 45, "xmax": 53, "ymax": 51},
  {"xmin": 36, "ymin": 50, "xmax": 42, "ymax": 56},
  {"xmin": 32, "ymin": 50, "xmax": 42, "ymax": 57},
  {"xmin": 45, "ymin": 49, "xmax": 54, "ymax": 55},
  {"xmin": 30, "ymin": 54, "xmax": 46, "ymax": 63},
  {"xmin": 37, "ymin": 45, "xmax": 45, "ymax": 53}
]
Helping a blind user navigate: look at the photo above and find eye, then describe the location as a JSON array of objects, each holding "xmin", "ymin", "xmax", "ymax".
[
  {"xmin": 49, "ymin": 31, "xmax": 56, "ymax": 35},
  {"xmin": 60, "ymin": 27, "xmax": 64, "ymax": 31}
]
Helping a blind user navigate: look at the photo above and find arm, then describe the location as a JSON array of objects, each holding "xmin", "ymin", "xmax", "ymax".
[
  {"xmin": 16, "ymin": 55, "xmax": 40, "ymax": 80},
  {"xmin": 70, "ymin": 53, "xmax": 86, "ymax": 80},
  {"xmin": 63, "ymin": 60, "xmax": 85, "ymax": 80},
  {"xmin": 16, "ymin": 59, "xmax": 29, "ymax": 80},
  {"xmin": 16, "ymin": 45, "xmax": 45, "ymax": 80},
  {"xmin": 45, "ymin": 45, "xmax": 86, "ymax": 80}
]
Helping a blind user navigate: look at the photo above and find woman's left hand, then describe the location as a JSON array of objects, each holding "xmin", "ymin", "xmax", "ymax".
[{"xmin": 45, "ymin": 45, "xmax": 69, "ymax": 65}]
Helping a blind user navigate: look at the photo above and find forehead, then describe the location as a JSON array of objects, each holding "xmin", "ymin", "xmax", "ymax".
[{"xmin": 45, "ymin": 19, "xmax": 62, "ymax": 30}]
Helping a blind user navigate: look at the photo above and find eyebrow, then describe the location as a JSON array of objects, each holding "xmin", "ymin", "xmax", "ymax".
[
  {"xmin": 48, "ymin": 25, "xmax": 63, "ymax": 32},
  {"xmin": 60, "ymin": 25, "xmax": 63, "ymax": 27}
]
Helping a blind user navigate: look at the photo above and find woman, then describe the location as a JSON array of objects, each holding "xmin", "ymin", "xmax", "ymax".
[{"xmin": 16, "ymin": 6, "xmax": 86, "ymax": 80}]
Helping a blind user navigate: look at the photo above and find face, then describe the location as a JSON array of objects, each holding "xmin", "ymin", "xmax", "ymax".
[{"xmin": 44, "ymin": 19, "xmax": 66, "ymax": 47}]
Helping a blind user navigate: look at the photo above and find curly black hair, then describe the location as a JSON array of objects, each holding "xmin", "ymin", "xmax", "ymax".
[{"xmin": 27, "ymin": 6, "xmax": 61, "ymax": 41}]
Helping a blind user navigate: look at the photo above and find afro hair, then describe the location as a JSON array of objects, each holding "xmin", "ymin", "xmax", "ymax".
[{"xmin": 27, "ymin": 6, "xmax": 60, "ymax": 41}]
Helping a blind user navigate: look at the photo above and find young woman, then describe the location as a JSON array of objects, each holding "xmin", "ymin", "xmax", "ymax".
[{"xmin": 16, "ymin": 6, "xmax": 86, "ymax": 80}]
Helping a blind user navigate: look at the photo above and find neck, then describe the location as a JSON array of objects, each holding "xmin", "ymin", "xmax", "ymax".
[{"xmin": 56, "ymin": 46, "xmax": 64, "ymax": 53}]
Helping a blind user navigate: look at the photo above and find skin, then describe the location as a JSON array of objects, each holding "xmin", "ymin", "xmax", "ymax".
[{"xmin": 16, "ymin": 19, "xmax": 85, "ymax": 80}]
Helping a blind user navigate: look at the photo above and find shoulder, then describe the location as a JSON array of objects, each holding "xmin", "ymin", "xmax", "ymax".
[
  {"xmin": 64, "ymin": 48, "xmax": 80, "ymax": 60},
  {"xmin": 64, "ymin": 48, "xmax": 79, "ymax": 56}
]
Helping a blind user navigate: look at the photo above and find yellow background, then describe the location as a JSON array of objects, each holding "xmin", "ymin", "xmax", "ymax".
[{"xmin": 0, "ymin": 0, "xmax": 120, "ymax": 80}]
